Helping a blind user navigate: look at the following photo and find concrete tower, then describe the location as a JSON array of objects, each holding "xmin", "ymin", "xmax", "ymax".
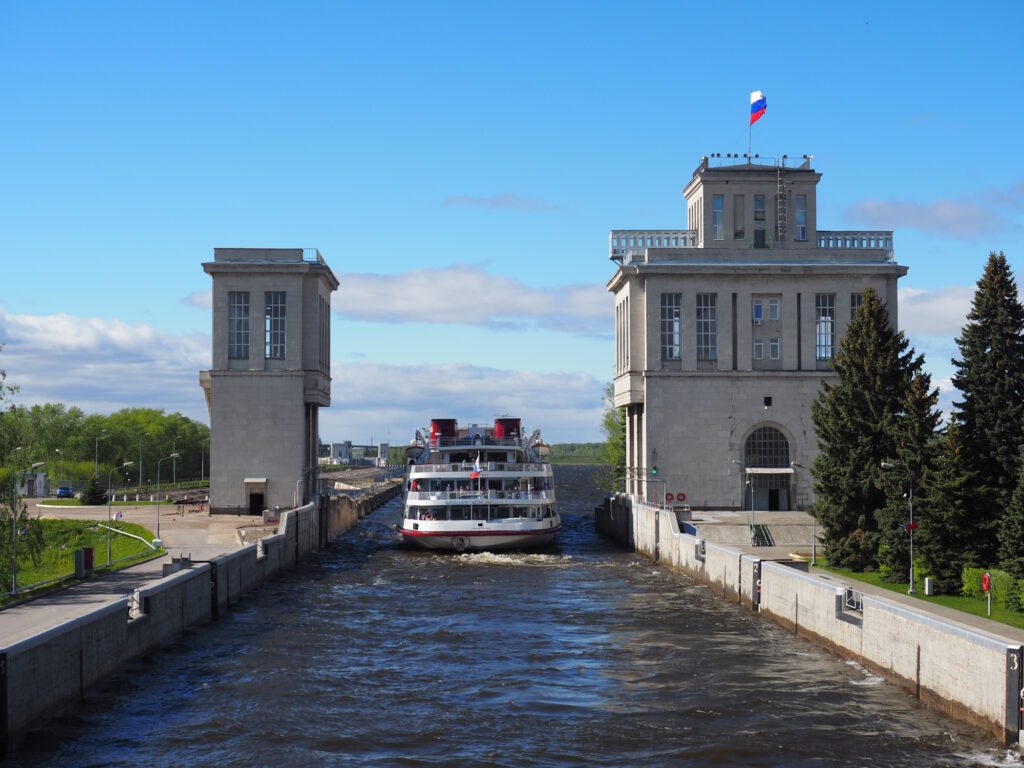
[
  {"xmin": 199, "ymin": 248, "xmax": 339, "ymax": 514},
  {"xmin": 608, "ymin": 155, "xmax": 906, "ymax": 511}
]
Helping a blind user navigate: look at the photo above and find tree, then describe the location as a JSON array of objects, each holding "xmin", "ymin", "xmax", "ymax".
[
  {"xmin": 810, "ymin": 288, "xmax": 928, "ymax": 570},
  {"xmin": 875, "ymin": 371, "xmax": 940, "ymax": 581},
  {"xmin": 917, "ymin": 421, "xmax": 976, "ymax": 593},
  {"xmin": 598, "ymin": 383, "xmax": 626, "ymax": 491},
  {"xmin": 81, "ymin": 474, "xmax": 108, "ymax": 505},
  {"xmin": 950, "ymin": 252, "xmax": 1024, "ymax": 566},
  {"xmin": 998, "ymin": 447, "xmax": 1024, "ymax": 578}
]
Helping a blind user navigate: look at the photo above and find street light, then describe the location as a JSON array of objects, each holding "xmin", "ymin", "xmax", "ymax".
[
  {"xmin": 731, "ymin": 459, "xmax": 753, "ymax": 523},
  {"xmin": 55, "ymin": 448, "xmax": 63, "ymax": 483},
  {"xmin": 107, "ymin": 461, "xmax": 134, "ymax": 566},
  {"xmin": 11, "ymin": 460, "xmax": 45, "ymax": 593},
  {"xmin": 94, "ymin": 429, "xmax": 106, "ymax": 476},
  {"xmin": 173, "ymin": 434, "xmax": 181, "ymax": 484},
  {"xmin": 881, "ymin": 461, "xmax": 915, "ymax": 595},
  {"xmin": 155, "ymin": 453, "xmax": 179, "ymax": 546}
]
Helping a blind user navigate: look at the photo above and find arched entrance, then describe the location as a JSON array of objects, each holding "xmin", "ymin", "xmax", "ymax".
[{"xmin": 743, "ymin": 426, "xmax": 791, "ymax": 511}]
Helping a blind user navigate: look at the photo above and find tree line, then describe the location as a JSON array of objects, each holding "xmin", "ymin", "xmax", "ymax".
[
  {"xmin": 812, "ymin": 252, "xmax": 1024, "ymax": 594},
  {"xmin": 0, "ymin": 400, "xmax": 210, "ymax": 490}
]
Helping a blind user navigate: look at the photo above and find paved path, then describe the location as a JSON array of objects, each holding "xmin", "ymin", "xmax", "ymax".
[{"xmin": 0, "ymin": 500, "xmax": 262, "ymax": 647}]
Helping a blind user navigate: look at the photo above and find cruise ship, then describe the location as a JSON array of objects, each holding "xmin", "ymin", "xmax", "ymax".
[{"xmin": 397, "ymin": 418, "xmax": 560, "ymax": 552}]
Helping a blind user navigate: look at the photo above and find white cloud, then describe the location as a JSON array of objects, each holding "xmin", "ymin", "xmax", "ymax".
[
  {"xmin": 181, "ymin": 290, "xmax": 212, "ymax": 309},
  {"xmin": 323, "ymin": 361, "xmax": 605, "ymax": 444},
  {"xmin": 337, "ymin": 266, "xmax": 612, "ymax": 337},
  {"xmin": 847, "ymin": 198, "xmax": 1005, "ymax": 238},
  {"xmin": 898, "ymin": 285, "xmax": 974, "ymax": 337},
  {"xmin": 0, "ymin": 308, "xmax": 210, "ymax": 419},
  {"xmin": 442, "ymin": 193, "xmax": 562, "ymax": 213}
]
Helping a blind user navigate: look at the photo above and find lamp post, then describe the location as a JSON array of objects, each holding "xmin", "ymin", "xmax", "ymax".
[
  {"xmin": 94, "ymin": 429, "xmax": 106, "ymax": 476},
  {"xmin": 731, "ymin": 459, "xmax": 754, "ymax": 524},
  {"xmin": 173, "ymin": 434, "xmax": 181, "ymax": 484},
  {"xmin": 881, "ymin": 461, "xmax": 915, "ymax": 595},
  {"xmin": 55, "ymin": 448, "xmax": 63, "ymax": 483},
  {"xmin": 107, "ymin": 461, "xmax": 134, "ymax": 566},
  {"xmin": 155, "ymin": 453, "xmax": 179, "ymax": 546},
  {"xmin": 12, "ymin": 460, "xmax": 45, "ymax": 593}
]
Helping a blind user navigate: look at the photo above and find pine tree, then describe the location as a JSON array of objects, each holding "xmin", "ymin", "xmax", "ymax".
[
  {"xmin": 81, "ymin": 474, "xmax": 107, "ymax": 505},
  {"xmin": 950, "ymin": 252, "xmax": 1024, "ymax": 566},
  {"xmin": 875, "ymin": 371, "xmax": 940, "ymax": 581},
  {"xmin": 916, "ymin": 421, "xmax": 976, "ymax": 593},
  {"xmin": 998, "ymin": 447, "xmax": 1024, "ymax": 578},
  {"xmin": 810, "ymin": 288, "xmax": 926, "ymax": 570}
]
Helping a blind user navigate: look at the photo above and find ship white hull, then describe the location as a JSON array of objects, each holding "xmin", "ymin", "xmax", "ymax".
[{"xmin": 398, "ymin": 521, "xmax": 560, "ymax": 552}]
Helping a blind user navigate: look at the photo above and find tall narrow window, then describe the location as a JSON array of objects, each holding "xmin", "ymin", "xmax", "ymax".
[
  {"xmin": 815, "ymin": 293, "xmax": 835, "ymax": 360},
  {"xmin": 769, "ymin": 337, "xmax": 780, "ymax": 360},
  {"xmin": 752, "ymin": 298, "xmax": 763, "ymax": 324},
  {"xmin": 795, "ymin": 194, "xmax": 807, "ymax": 240},
  {"xmin": 265, "ymin": 291, "xmax": 286, "ymax": 359},
  {"xmin": 851, "ymin": 292, "xmax": 864, "ymax": 319},
  {"xmin": 661, "ymin": 293, "xmax": 681, "ymax": 360},
  {"xmin": 697, "ymin": 293, "xmax": 717, "ymax": 362},
  {"xmin": 754, "ymin": 194, "xmax": 766, "ymax": 221},
  {"xmin": 768, "ymin": 298, "xmax": 780, "ymax": 320},
  {"xmin": 733, "ymin": 194, "xmax": 745, "ymax": 240},
  {"xmin": 753, "ymin": 337, "xmax": 764, "ymax": 360},
  {"xmin": 713, "ymin": 195, "xmax": 724, "ymax": 240},
  {"xmin": 228, "ymin": 291, "xmax": 249, "ymax": 359}
]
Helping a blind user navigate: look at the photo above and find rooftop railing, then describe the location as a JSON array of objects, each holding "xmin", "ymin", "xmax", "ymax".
[
  {"xmin": 817, "ymin": 231, "xmax": 894, "ymax": 259},
  {"xmin": 609, "ymin": 230, "xmax": 698, "ymax": 264}
]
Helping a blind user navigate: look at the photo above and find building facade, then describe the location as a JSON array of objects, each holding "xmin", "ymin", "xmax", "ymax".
[
  {"xmin": 609, "ymin": 156, "xmax": 906, "ymax": 511},
  {"xmin": 199, "ymin": 248, "xmax": 339, "ymax": 514}
]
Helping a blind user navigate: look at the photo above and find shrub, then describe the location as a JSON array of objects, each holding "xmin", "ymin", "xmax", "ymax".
[{"xmin": 962, "ymin": 565, "xmax": 1019, "ymax": 608}]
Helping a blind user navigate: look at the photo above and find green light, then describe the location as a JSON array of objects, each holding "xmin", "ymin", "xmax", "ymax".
[{"xmin": 652, "ymin": 465, "xmax": 658, "ymax": 475}]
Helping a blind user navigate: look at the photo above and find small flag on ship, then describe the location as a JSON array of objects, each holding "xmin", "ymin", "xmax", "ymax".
[{"xmin": 471, "ymin": 455, "xmax": 481, "ymax": 479}]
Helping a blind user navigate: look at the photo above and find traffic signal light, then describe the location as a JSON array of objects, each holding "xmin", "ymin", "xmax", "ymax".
[{"xmin": 651, "ymin": 465, "xmax": 658, "ymax": 475}]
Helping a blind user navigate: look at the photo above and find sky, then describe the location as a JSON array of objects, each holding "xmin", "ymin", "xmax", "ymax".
[{"xmin": 1, "ymin": 1, "xmax": 1022, "ymax": 444}]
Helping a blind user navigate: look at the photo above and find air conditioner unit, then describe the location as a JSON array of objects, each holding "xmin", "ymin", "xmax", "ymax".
[{"xmin": 753, "ymin": 319, "xmax": 762, "ymax": 326}]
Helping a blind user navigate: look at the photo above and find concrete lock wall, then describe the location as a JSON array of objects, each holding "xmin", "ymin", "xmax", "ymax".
[
  {"xmin": 0, "ymin": 483, "xmax": 401, "ymax": 748},
  {"xmin": 595, "ymin": 493, "xmax": 1024, "ymax": 744}
]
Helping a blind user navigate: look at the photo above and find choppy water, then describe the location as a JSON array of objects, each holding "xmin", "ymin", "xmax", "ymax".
[{"xmin": 11, "ymin": 466, "xmax": 1021, "ymax": 766}]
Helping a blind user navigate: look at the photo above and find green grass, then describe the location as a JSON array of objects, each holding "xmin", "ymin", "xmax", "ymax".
[
  {"xmin": 39, "ymin": 498, "xmax": 172, "ymax": 507},
  {"xmin": 819, "ymin": 561, "xmax": 1024, "ymax": 631},
  {"xmin": 12, "ymin": 519, "xmax": 164, "ymax": 593}
]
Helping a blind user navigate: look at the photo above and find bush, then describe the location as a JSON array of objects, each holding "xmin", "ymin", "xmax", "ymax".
[{"xmin": 962, "ymin": 565, "xmax": 1019, "ymax": 608}]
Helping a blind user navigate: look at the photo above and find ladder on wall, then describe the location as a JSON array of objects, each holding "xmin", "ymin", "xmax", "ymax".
[{"xmin": 776, "ymin": 166, "xmax": 787, "ymax": 243}]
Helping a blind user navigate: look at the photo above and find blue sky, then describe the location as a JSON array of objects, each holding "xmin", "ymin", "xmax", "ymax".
[{"xmin": 1, "ymin": 2, "xmax": 1022, "ymax": 443}]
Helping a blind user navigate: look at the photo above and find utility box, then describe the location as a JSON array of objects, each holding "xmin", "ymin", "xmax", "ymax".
[
  {"xmin": 83, "ymin": 547, "xmax": 94, "ymax": 573},
  {"xmin": 74, "ymin": 549, "xmax": 85, "ymax": 579},
  {"xmin": 924, "ymin": 577, "xmax": 934, "ymax": 596}
]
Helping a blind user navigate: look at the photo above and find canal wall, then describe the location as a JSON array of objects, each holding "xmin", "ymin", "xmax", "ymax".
[
  {"xmin": 0, "ymin": 482, "xmax": 401, "ymax": 748},
  {"xmin": 596, "ymin": 493, "xmax": 1024, "ymax": 745}
]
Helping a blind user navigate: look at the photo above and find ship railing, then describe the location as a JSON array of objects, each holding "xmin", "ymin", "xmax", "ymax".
[
  {"xmin": 408, "ymin": 462, "xmax": 549, "ymax": 474},
  {"xmin": 405, "ymin": 490, "xmax": 555, "ymax": 502},
  {"xmin": 428, "ymin": 437, "xmax": 524, "ymax": 449}
]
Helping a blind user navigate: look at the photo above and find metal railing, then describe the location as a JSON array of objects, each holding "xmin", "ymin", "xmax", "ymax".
[
  {"xmin": 409, "ymin": 462, "xmax": 550, "ymax": 474},
  {"xmin": 405, "ymin": 489, "xmax": 555, "ymax": 503},
  {"xmin": 817, "ymin": 230, "xmax": 894, "ymax": 257},
  {"xmin": 844, "ymin": 586, "xmax": 864, "ymax": 613},
  {"xmin": 427, "ymin": 436, "xmax": 525, "ymax": 449},
  {"xmin": 609, "ymin": 229, "xmax": 699, "ymax": 263}
]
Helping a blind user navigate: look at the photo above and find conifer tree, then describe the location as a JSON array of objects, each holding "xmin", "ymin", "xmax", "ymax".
[
  {"xmin": 810, "ymin": 288, "xmax": 926, "ymax": 570},
  {"xmin": 998, "ymin": 447, "xmax": 1024, "ymax": 578},
  {"xmin": 81, "ymin": 474, "xmax": 107, "ymax": 505},
  {"xmin": 917, "ymin": 421, "xmax": 976, "ymax": 593},
  {"xmin": 951, "ymin": 252, "xmax": 1024, "ymax": 566},
  {"xmin": 875, "ymin": 371, "xmax": 940, "ymax": 581}
]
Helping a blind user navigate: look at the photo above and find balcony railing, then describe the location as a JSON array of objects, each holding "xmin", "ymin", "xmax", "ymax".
[
  {"xmin": 405, "ymin": 489, "xmax": 556, "ymax": 503},
  {"xmin": 817, "ymin": 230, "xmax": 894, "ymax": 258},
  {"xmin": 609, "ymin": 229, "xmax": 698, "ymax": 264},
  {"xmin": 428, "ymin": 437, "xmax": 525, "ymax": 449},
  {"xmin": 410, "ymin": 462, "xmax": 550, "ymax": 474}
]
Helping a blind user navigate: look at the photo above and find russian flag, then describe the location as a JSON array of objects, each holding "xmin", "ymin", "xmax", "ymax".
[
  {"xmin": 471, "ymin": 455, "xmax": 481, "ymax": 479},
  {"xmin": 750, "ymin": 90, "xmax": 767, "ymax": 126}
]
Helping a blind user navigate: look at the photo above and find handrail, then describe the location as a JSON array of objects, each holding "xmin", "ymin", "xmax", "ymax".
[
  {"xmin": 408, "ymin": 462, "xmax": 550, "ymax": 474},
  {"xmin": 405, "ymin": 489, "xmax": 555, "ymax": 502},
  {"xmin": 844, "ymin": 586, "xmax": 864, "ymax": 613}
]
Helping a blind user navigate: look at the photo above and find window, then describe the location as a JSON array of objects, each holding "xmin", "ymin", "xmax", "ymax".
[
  {"xmin": 815, "ymin": 293, "xmax": 835, "ymax": 360},
  {"xmin": 745, "ymin": 426, "xmax": 790, "ymax": 468},
  {"xmin": 733, "ymin": 194, "xmax": 745, "ymax": 240},
  {"xmin": 228, "ymin": 291, "xmax": 249, "ymax": 359},
  {"xmin": 697, "ymin": 293, "xmax": 717, "ymax": 361},
  {"xmin": 753, "ymin": 337, "xmax": 764, "ymax": 360},
  {"xmin": 713, "ymin": 195, "xmax": 724, "ymax": 240},
  {"xmin": 768, "ymin": 298, "xmax": 780, "ymax": 321},
  {"xmin": 265, "ymin": 291, "xmax": 286, "ymax": 359},
  {"xmin": 754, "ymin": 194, "xmax": 766, "ymax": 221},
  {"xmin": 752, "ymin": 298, "xmax": 763, "ymax": 324},
  {"xmin": 660, "ymin": 293, "xmax": 681, "ymax": 360},
  {"xmin": 770, "ymin": 337, "xmax": 780, "ymax": 360},
  {"xmin": 851, "ymin": 292, "xmax": 864, "ymax": 319},
  {"xmin": 795, "ymin": 195, "xmax": 807, "ymax": 240}
]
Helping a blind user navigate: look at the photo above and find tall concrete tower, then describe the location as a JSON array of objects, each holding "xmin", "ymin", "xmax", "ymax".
[{"xmin": 199, "ymin": 248, "xmax": 339, "ymax": 514}]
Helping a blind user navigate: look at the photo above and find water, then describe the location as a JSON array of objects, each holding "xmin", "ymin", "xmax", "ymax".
[{"xmin": 11, "ymin": 466, "xmax": 1020, "ymax": 766}]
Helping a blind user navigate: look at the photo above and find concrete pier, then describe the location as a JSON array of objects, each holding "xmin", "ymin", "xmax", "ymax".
[
  {"xmin": 0, "ymin": 482, "xmax": 401, "ymax": 749},
  {"xmin": 597, "ymin": 493, "xmax": 1024, "ymax": 746}
]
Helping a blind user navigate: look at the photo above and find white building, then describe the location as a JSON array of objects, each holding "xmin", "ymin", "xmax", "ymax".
[
  {"xmin": 609, "ymin": 155, "xmax": 905, "ymax": 511},
  {"xmin": 199, "ymin": 248, "xmax": 339, "ymax": 514}
]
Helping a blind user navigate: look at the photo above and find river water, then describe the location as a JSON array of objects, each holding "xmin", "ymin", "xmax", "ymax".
[{"xmin": 12, "ymin": 466, "xmax": 1021, "ymax": 766}]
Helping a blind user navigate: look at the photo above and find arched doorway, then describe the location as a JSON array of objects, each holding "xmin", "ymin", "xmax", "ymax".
[{"xmin": 743, "ymin": 426, "xmax": 791, "ymax": 511}]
